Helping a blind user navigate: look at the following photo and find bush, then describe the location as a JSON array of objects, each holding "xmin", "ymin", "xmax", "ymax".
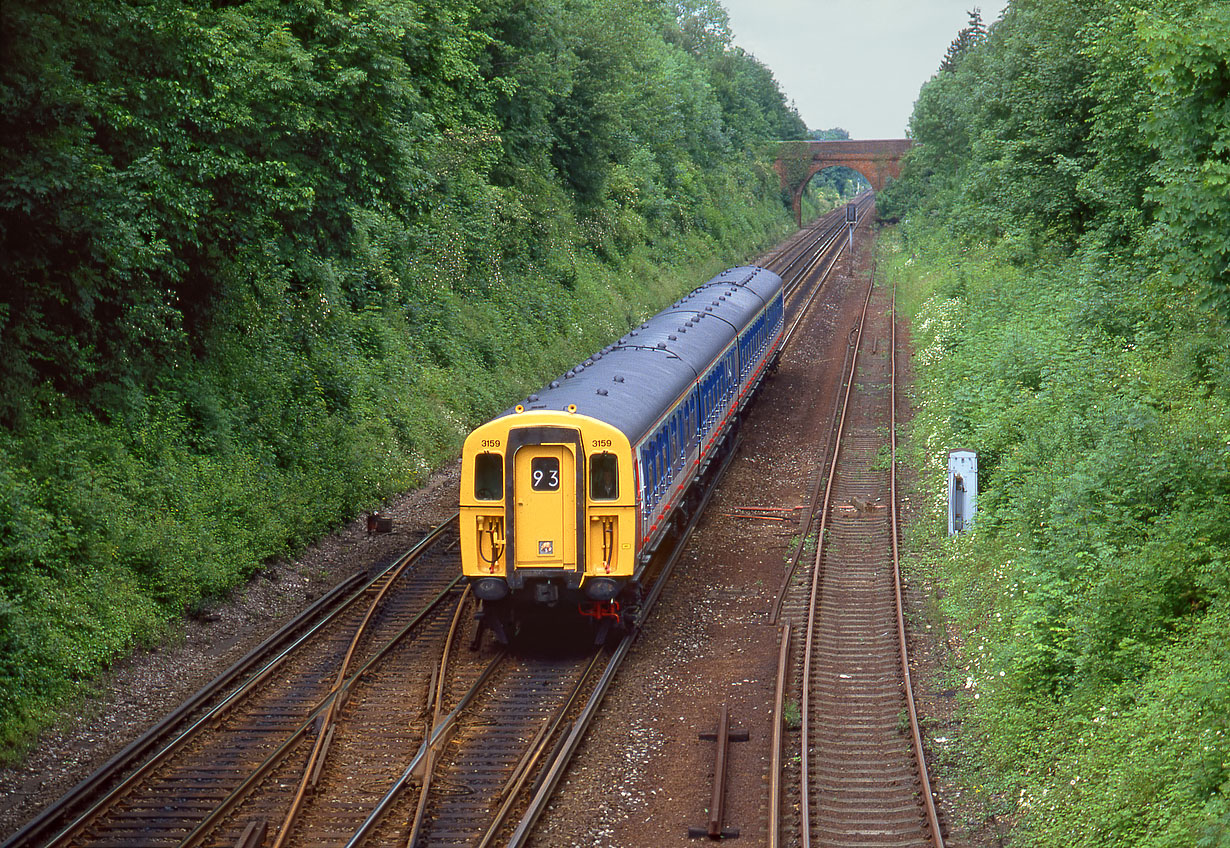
[
  {"xmin": 882, "ymin": 222, "xmax": 1230, "ymax": 847},
  {"xmin": 0, "ymin": 0, "xmax": 814, "ymax": 759}
]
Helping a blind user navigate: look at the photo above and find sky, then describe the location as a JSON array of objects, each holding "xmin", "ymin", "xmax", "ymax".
[{"xmin": 718, "ymin": 0, "xmax": 1010, "ymax": 139}]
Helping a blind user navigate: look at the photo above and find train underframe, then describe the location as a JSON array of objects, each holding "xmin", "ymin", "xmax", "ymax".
[{"xmin": 471, "ymin": 580, "xmax": 645, "ymax": 648}]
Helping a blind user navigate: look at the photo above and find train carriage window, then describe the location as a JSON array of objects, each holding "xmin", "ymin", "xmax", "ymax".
[
  {"xmin": 645, "ymin": 443, "xmax": 657, "ymax": 497},
  {"xmin": 475, "ymin": 453, "xmax": 503, "ymax": 500},
  {"xmin": 661, "ymin": 435, "xmax": 668, "ymax": 484},
  {"xmin": 656, "ymin": 436, "xmax": 665, "ymax": 487},
  {"xmin": 654, "ymin": 442, "xmax": 662, "ymax": 491},
  {"xmin": 590, "ymin": 453, "xmax": 618, "ymax": 500}
]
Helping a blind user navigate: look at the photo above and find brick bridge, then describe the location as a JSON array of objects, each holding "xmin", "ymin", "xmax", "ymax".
[{"xmin": 774, "ymin": 139, "xmax": 913, "ymax": 226}]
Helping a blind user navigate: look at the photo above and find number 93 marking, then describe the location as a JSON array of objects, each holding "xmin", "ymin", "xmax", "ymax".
[{"xmin": 530, "ymin": 457, "xmax": 560, "ymax": 491}]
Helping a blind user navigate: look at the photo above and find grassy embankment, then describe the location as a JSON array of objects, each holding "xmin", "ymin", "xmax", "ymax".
[
  {"xmin": 0, "ymin": 203, "xmax": 801, "ymax": 763},
  {"xmin": 0, "ymin": 0, "xmax": 828, "ymax": 762},
  {"xmin": 879, "ymin": 223, "xmax": 1230, "ymax": 847}
]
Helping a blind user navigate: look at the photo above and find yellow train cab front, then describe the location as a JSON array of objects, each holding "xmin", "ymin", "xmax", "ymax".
[{"xmin": 460, "ymin": 407, "xmax": 636, "ymax": 604}]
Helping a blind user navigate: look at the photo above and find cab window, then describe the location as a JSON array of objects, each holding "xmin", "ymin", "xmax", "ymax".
[
  {"xmin": 475, "ymin": 453, "xmax": 503, "ymax": 500},
  {"xmin": 589, "ymin": 453, "xmax": 618, "ymax": 500}
]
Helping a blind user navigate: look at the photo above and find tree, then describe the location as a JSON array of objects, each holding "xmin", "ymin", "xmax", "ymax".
[
  {"xmin": 940, "ymin": 8, "xmax": 987, "ymax": 72},
  {"xmin": 1140, "ymin": 0, "xmax": 1230, "ymax": 315}
]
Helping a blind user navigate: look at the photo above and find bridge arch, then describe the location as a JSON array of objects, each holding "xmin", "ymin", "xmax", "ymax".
[{"xmin": 774, "ymin": 139, "xmax": 912, "ymax": 226}]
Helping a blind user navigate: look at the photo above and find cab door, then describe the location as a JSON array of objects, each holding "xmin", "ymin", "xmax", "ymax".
[{"xmin": 513, "ymin": 444, "xmax": 577, "ymax": 568}]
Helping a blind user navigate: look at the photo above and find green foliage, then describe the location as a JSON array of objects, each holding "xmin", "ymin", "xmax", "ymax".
[
  {"xmin": 0, "ymin": 0, "xmax": 806, "ymax": 757},
  {"xmin": 881, "ymin": 0, "xmax": 1230, "ymax": 842},
  {"xmin": 776, "ymin": 140, "xmax": 815, "ymax": 195},
  {"xmin": 809, "ymin": 166, "xmax": 868, "ymax": 201},
  {"xmin": 887, "ymin": 0, "xmax": 1102, "ymax": 251},
  {"xmin": 1139, "ymin": 1, "xmax": 1230, "ymax": 314},
  {"xmin": 940, "ymin": 8, "xmax": 988, "ymax": 72},
  {"xmin": 884, "ymin": 223, "xmax": 1230, "ymax": 847}
]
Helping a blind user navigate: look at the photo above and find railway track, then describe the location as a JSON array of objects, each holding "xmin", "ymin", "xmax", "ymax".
[
  {"xmin": 357, "ymin": 426, "xmax": 744, "ymax": 848},
  {"xmin": 347, "ymin": 637, "xmax": 597, "ymax": 848},
  {"xmin": 3, "ymin": 522, "xmax": 466, "ymax": 848},
  {"xmin": 763, "ymin": 192, "xmax": 871, "ymax": 283},
  {"xmin": 6, "ymin": 409, "xmax": 748, "ymax": 848},
  {"xmin": 6, "ymin": 194, "xmax": 922, "ymax": 848},
  {"xmin": 769, "ymin": 259, "xmax": 944, "ymax": 846},
  {"xmin": 773, "ymin": 193, "xmax": 871, "ymax": 291}
]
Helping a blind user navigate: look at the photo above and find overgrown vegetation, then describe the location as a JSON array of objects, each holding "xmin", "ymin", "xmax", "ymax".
[
  {"xmin": 0, "ymin": 0, "xmax": 821, "ymax": 759},
  {"xmin": 881, "ymin": 1, "xmax": 1230, "ymax": 844}
]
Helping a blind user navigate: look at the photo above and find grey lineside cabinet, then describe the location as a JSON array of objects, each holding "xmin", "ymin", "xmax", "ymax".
[{"xmin": 948, "ymin": 449, "xmax": 977, "ymax": 536}]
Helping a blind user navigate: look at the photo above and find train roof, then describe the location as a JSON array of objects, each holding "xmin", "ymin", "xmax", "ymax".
[{"xmin": 500, "ymin": 266, "xmax": 782, "ymax": 445}]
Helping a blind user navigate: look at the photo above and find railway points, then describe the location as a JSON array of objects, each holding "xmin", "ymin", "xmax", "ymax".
[{"xmin": 3, "ymin": 196, "xmax": 946, "ymax": 848}]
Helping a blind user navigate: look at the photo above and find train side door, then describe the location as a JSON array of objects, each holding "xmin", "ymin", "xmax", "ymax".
[{"xmin": 513, "ymin": 444, "xmax": 577, "ymax": 568}]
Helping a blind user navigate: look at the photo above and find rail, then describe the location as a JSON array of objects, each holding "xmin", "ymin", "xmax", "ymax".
[
  {"xmin": 797, "ymin": 261, "xmax": 876, "ymax": 848},
  {"xmin": 8, "ymin": 517, "xmax": 462, "ymax": 848},
  {"xmin": 767, "ymin": 215, "xmax": 945, "ymax": 847}
]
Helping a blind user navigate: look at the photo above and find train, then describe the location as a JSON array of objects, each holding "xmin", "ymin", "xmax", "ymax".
[{"xmin": 459, "ymin": 265, "xmax": 785, "ymax": 642}]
